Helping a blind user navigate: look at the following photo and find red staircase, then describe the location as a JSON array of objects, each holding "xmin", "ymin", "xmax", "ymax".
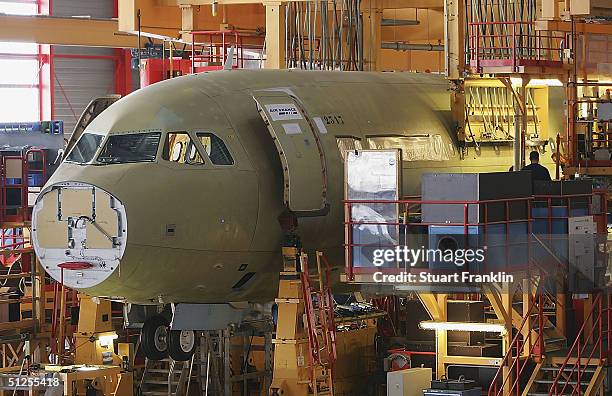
[
  {"xmin": 489, "ymin": 293, "xmax": 545, "ymax": 396},
  {"xmin": 491, "ymin": 292, "xmax": 611, "ymax": 396},
  {"xmin": 301, "ymin": 252, "xmax": 337, "ymax": 395},
  {"xmin": 548, "ymin": 293, "xmax": 610, "ymax": 396}
]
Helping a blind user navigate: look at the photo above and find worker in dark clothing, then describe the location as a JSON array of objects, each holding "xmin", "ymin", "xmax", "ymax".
[{"xmin": 522, "ymin": 150, "xmax": 552, "ymax": 181}]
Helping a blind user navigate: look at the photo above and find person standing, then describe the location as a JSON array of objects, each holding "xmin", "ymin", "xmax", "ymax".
[{"xmin": 522, "ymin": 150, "xmax": 552, "ymax": 181}]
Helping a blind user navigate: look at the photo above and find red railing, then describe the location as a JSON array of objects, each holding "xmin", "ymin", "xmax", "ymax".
[
  {"xmin": 468, "ymin": 21, "xmax": 568, "ymax": 72},
  {"xmin": 532, "ymin": 191, "xmax": 607, "ymax": 233},
  {"xmin": 301, "ymin": 252, "xmax": 337, "ymax": 371},
  {"xmin": 0, "ymin": 148, "xmax": 47, "ymax": 224},
  {"xmin": 344, "ymin": 190, "xmax": 607, "ymax": 281},
  {"xmin": 549, "ymin": 293, "xmax": 611, "ymax": 396},
  {"xmin": 190, "ymin": 30, "xmax": 264, "ymax": 72},
  {"xmin": 344, "ymin": 196, "xmax": 533, "ymax": 281},
  {"xmin": 489, "ymin": 293, "xmax": 545, "ymax": 396}
]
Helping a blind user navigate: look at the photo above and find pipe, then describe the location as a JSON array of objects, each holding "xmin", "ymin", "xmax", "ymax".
[
  {"xmin": 381, "ymin": 42, "xmax": 444, "ymax": 51},
  {"xmin": 381, "ymin": 18, "xmax": 419, "ymax": 26}
]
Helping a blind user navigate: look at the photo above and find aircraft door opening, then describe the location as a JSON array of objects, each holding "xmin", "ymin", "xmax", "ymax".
[{"xmin": 253, "ymin": 93, "xmax": 329, "ymax": 216}]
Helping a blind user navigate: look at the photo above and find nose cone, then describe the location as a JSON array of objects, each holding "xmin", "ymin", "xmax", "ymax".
[{"xmin": 32, "ymin": 182, "xmax": 127, "ymax": 289}]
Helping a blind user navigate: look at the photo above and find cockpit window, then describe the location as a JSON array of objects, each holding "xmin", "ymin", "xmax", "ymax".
[
  {"xmin": 97, "ymin": 132, "xmax": 161, "ymax": 164},
  {"xmin": 66, "ymin": 133, "xmax": 103, "ymax": 164},
  {"xmin": 162, "ymin": 132, "xmax": 204, "ymax": 165},
  {"xmin": 196, "ymin": 133, "xmax": 234, "ymax": 165}
]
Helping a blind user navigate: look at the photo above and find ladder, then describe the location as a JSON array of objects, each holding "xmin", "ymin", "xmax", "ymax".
[
  {"xmin": 139, "ymin": 357, "xmax": 191, "ymax": 396},
  {"xmin": 301, "ymin": 252, "xmax": 336, "ymax": 396},
  {"xmin": 271, "ymin": 247, "xmax": 338, "ymax": 396},
  {"xmin": 199, "ymin": 330, "xmax": 224, "ymax": 396}
]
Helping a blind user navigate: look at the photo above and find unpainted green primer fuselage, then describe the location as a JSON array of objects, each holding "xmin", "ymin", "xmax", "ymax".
[{"xmin": 40, "ymin": 70, "xmax": 535, "ymax": 304}]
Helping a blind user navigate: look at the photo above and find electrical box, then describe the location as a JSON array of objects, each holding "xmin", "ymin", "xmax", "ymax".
[
  {"xmin": 421, "ymin": 172, "xmax": 532, "ymax": 224},
  {"xmin": 387, "ymin": 367, "xmax": 431, "ymax": 396}
]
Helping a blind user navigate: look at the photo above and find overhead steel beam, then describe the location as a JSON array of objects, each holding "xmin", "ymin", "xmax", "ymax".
[
  {"xmin": 381, "ymin": 42, "xmax": 444, "ymax": 51},
  {"xmin": 161, "ymin": 0, "xmax": 443, "ymax": 8},
  {"xmin": 119, "ymin": 0, "xmax": 265, "ymax": 42},
  {"xmin": 381, "ymin": 18, "xmax": 420, "ymax": 26},
  {"xmin": 0, "ymin": 14, "xmax": 154, "ymax": 48},
  {"xmin": 535, "ymin": 19, "xmax": 612, "ymax": 35}
]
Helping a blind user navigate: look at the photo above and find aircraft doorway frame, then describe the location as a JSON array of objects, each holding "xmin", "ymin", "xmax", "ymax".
[{"xmin": 253, "ymin": 92, "xmax": 329, "ymax": 217}]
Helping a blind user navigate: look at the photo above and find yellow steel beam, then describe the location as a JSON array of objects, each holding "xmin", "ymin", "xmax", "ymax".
[
  {"xmin": 363, "ymin": 0, "xmax": 443, "ymax": 9},
  {"xmin": 442, "ymin": 355, "xmax": 503, "ymax": 366},
  {"xmin": 445, "ymin": 0, "xmax": 465, "ymax": 80},
  {"xmin": 161, "ymin": 0, "xmax": 443, "ymax": 8},
  {"xmin": 536, "ymin": 19, "xmax": 612, "ymax": 35},
  {"xmin": 521, "ymin": 361, "xmax": 544, "ymax": 396},
  {"xmin": 119, "ymin": 0, "xmax": 185, "ymax": 38},
  {"xmin": 362, "ymin": 7, "xmax": 382, "ymax": 71},
  {"xmin": 483, "ymin": 286, "xmax": 510, "ymax": 324},
  {"xmin": 264, "ymin": 2, "xmax": 284, "ymax": 69},
  {"xmin": 417, "ymin": 293, "xmax": 442, "ymax": 321},
  {"xmin": 119, "ymin": 0, "xmax": 264, "ymax": 41},
  {"xmin": 0, "ymin": 15, "xmax": 151, "ymax": 48}
]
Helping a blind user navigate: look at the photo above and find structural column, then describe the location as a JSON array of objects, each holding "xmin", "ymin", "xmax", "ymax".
[
  {"xmin": 264, "ymin": 2, "xmax": 286, "ymax": 69},
  {"xmin": 444, "ymin": 0, "xmax": 465, "ymax": 80},
  {"xmin": 362, "ymin": 6, "xmax": 382, "ymax": 71}
]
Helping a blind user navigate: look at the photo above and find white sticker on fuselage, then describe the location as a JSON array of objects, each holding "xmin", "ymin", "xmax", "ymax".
[
  {"xmin": 313, "ymin": 117, "xmax": 328, "ymax": 134},
  {"xmin": 265, "ymin": 104, "xmax": 303, "ymax": 121},
  {"xmin": 283, "ymin": 123, "xmax": 302, "ymax": 135}
]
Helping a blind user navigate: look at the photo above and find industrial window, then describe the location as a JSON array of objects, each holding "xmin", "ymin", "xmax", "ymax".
[
  {"xmin": 162, "ymin": 132, "xmax": 204, "ymax": 165},
  {"xmin": 367, "ymin": 135, "xmax": 455, "ymax": 161},
  {"xmin": 0, "ymin": 2, "xmax": 38, "ymax": 15},
  {"xmin": 196, "ymin": 133, "xmax": 234, "ymax": 165},
  {"xmin": 0, "ymin": 88, "xmax": 39, "ymax": 122},
  {"xmin": 97, "ymin": 132, "xmax": 161, "ymax": 164},
  {"xmin": 336, "ymin": 137, "xmax": 363, "ymax": 161},
  {"xmin": 66, "ymin": 133, "xmax": 104, "ymax": 164},
  {"xmin": 0, "ymin": 52, "xmax": 40, "ymax": 122},
  {"xmin": 0, "ymin": 3, "xmax": 40, "ymax": 122}
]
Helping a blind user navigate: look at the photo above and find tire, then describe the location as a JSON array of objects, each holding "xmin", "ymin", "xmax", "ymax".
[
  {"xmin": 167, "ymin": 330, "xmax": 197, "ymax": 361},
  {"xmin": 141, "ymin": 315, "xmax": 170, "ymax": 361}
]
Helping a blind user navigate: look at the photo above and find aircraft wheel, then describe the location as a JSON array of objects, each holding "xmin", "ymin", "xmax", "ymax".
[
  {"xmin": 141, "ymin": 315, "xmax": 170, "ymax": 360},
  {"xmin": 168, "ymin": 330, "xmax": 197, "ymax": 361}
]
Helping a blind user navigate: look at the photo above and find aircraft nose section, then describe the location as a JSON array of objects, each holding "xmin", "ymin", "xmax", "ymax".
[{"xmin": 31, "ymin": 182, "xmax": 127, "ymax": 289}]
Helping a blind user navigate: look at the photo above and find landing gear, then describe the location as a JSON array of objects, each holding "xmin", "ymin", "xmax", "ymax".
[
  {"xmin": 141, "ymin": 315, "xmax": 196, "ymax": 361},
  {"xmin": 168, "ymin": 330, "xmax": 197, "ymax": 361},
  {"xmin": 141, "ymin": 315, "xmax": 170, "ymax": 360}
]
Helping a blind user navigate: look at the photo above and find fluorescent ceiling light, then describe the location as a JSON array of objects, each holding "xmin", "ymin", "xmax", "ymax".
[
  {"xmin": 419, "ymin": 321, "xmax": 506, "ymax": 334},
  {"xmin": 527, "ymin": 79, "xmax": 564, "ymax": 87},
  {"xmin": 77, "ymin": 366, "xmax": 100, "ymax": 371},
  {"xmin": 509, "ymin": 78, "xmax": 563, "ymax": 87}
]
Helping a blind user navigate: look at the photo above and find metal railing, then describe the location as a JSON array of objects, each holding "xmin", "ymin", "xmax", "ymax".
[
  {"xmin": 301, "ymin": 252, "xmax": 337, "ymax": 369},
  {"xmin": 0, "ymin": 148, "xmax": 47, "ymax": 225},
  {"xmin": 489, "ymin": 293, "xmax": 544, "ymax": 396},
  {"xmin": 468, "ymin": 21, "xmax": 568, "ymax": 72},
  {"xmin": 549, "ymin": 293, "xmax": 611, "ymax": 396},
  {"xmin": 344, "ymin": 196, "xmax": 534, "ymax": 281},
  {"xmin": 190, "ymin": 30, "xmax": 264, "ymax": 72},
  {"xmin": 343, "ymin": 191, "xmax": 607, "ymax": 281}
]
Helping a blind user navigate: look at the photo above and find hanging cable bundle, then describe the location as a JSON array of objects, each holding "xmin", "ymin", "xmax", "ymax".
[{"xmin": 285, "ymin": 0, "xmax": 363, "ymax": 70}]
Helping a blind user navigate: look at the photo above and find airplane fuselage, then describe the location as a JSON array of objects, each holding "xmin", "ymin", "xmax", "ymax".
[{"xmin": 32, "ymin": 70, "xmax": 523, "ymax": 304}]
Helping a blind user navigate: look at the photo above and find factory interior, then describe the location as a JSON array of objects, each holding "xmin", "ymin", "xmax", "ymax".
[{"xmin": 0, "ymin": 0, "xmax": 611, "ymax": 395}]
